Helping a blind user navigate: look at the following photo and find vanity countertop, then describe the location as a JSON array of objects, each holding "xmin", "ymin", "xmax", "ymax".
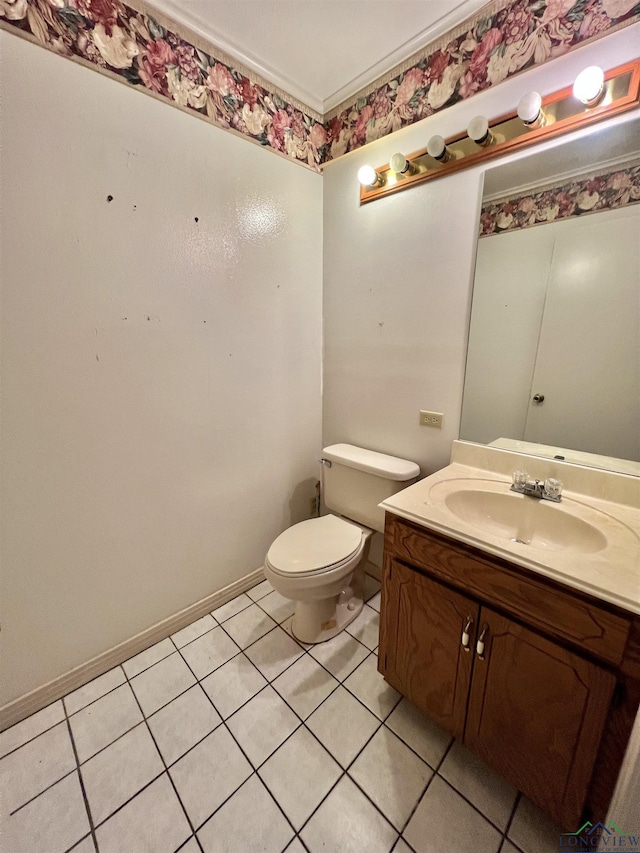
[{"xmin": 380, "ymin": 441, "xmax": 640, "ymax": 615}]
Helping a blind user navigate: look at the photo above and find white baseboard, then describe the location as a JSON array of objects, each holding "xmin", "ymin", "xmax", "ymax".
[{"xmin": 0, "ymin": 567, "xmax": 265, "ymax": 732}]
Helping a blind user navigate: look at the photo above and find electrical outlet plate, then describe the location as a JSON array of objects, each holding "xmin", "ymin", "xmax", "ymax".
[{"xmin": 419, "ymin": 410, "xmax": 443, "ymax": 428}]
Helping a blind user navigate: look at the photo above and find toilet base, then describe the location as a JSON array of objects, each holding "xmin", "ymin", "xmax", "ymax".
[{"xmin": 291, "ymin": 583, "xmax": 364, "ymax": 644}]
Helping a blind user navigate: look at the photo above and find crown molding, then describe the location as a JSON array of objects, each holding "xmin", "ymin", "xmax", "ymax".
[
  {"xmin": 323, "ymin": 0, "xmax": 487, "ymax": 113},
  {"xmin": 145, "ymin": 0, "xmax": 325, "ymax": 114},
  {"xmin": 144, "ymin": 0, "xmax": 488, "ymax": 118}
]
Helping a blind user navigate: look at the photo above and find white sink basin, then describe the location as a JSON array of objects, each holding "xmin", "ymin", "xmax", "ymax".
[
  {"xmin": 379, "ymin": 444, "xmax": 640, "ymax": 615},
  {"xmin": 441, "ymin": 487, "xmax": 607, "ymax": 554}
]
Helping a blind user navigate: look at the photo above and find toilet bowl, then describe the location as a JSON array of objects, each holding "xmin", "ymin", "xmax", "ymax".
[
  {"xmin": 264, "ymin": 514, "xmax": 373, "ymax": 643},
  {"xmin": 263, "ymin": 444, "xmax": 420, "ymax": 644}
]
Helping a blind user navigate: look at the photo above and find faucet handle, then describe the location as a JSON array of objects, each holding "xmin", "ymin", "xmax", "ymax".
[
  {"xmin": 512, "ymin": 470, "xmax": 529, "ymax": 491},
  {"xmin": 544, "ymin": 478, "xmax": 563, "ymax": 501}
]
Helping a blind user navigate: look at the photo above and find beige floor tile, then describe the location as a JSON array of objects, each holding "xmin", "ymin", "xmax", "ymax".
[
  {"xmin": 222, "ymin": 605, "xmax": 278, "ymax": 649},
  {"xmin": 344, "ymin": 654, "xmax": 401, "ymax": 720},
  {"xmin": 211, "ymin": 593, "xmax": 253, "ymax": 623},
  {"xmin": 64, "ymin": 668, "xmax": 126, "ymax": 715},
  {"xmin": 508, "ymin": 796, "xmax": 564, "ymax": 853},
  {"xmin": 345, "ymin": 605, "xmax": 380, "ymax": 650},
  {"xmin": 301, "ymin": 775, "xmax": 398, "ymax": 853},
  {"xmin": 226, "ymin": 686, "xmax": 300, "ymax": 767},
  {"xmin": 95, "ymin": 774, "xmax": 191, "ymax": 853},
  {"xmin": 170, "ymin": 726, "xmax": 252, "ymax": 829},
  {"xmin": 81, "ymin": 723, "xmax": 164, "ymax": 826},
  {"xmin": 349, "ymin": 727, "xmax": 432, "ymax": 831},
  {"xmin": 309, "ymin": 631, "xmax": 369, "ymax": 682},
  {"xmin": 0, "ymin": 771, "xmax": 89, "ymax": 853},
  {"xmin": 257, "ymin": 590, "xmax": 296, "ymax": 623},
  {"xmin": 147, "ymin": 685, "xmax": 221, "ymax": 765},
  {"xmin": 198, "ymin": 774, "xmax": 294, "ymax": 853},
  {"xmin": 385, "ymin": 699, "xmax": 452, "ymax": 767},
  {"xmin": 246, "ymin": 580, "xmax": 274, "ymax": 601},
  {"xmin": 130, "ymin": 653, "xmax": 196, "ymax": 716},
  {"xmin": 200, "ymin": 653, "xmax": 267, "ymax": 719},
  {"xmin": 0, "ymin": 722, "xmax": 76, "ymax": 813},
  {"xmin": 259, "ymin": 727, "xmax": 341, "ymax": 829},
  {"xmin": 306, "ymin": 685, "xmax": 380, "ymax": 768},
  {"xmin": 272, "ymin": 654, "xmax": 339, "ymax": 719},
  {"xmin": 244, "ymin": 626, "xmax": 305, "ymax": 681},
  {"xmin": 69, "ymin": 684, "xmax": 143, "ymax": 763},
  {"xmin": 404, "ymin": 776, "xmax": 501, "ymax": 853},
  {"xmin": 439, "ymin": 741, "xmax": 517, "ymax": 830},
  {"xmin": 178, "ymin": 626, "xmax": 240, "ymax": 680},
  {"xmin": 0, "ymin": 701, "xmax": 65, "ymax": 759},
  {"xmin": 122, "ymin": 640, "xmax": 174, "ymax": 679},
  {"xmin": 171, "ymin": 614, "xmax": 216, "ymax": 649}
]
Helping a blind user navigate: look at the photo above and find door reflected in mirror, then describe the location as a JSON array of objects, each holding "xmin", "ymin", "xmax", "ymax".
[{"xmin": 460, "ymin": 116, "xmax": 640, "ymax": 476}]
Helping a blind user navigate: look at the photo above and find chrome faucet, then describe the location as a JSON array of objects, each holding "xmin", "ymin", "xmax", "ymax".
[{"xmin": 511, "ymin": 471, "xmax": 563, "ymax": 502}]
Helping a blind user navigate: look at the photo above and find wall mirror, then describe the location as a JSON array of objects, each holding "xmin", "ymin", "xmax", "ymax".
[{"xmin": 460, "ymin": 114, "xmax": 640, "ymax": 476}]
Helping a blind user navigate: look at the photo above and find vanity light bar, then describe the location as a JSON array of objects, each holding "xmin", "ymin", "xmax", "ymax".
[{"xmin": 358, "ymin": 59, "xmax": 640, "ymax": 205}]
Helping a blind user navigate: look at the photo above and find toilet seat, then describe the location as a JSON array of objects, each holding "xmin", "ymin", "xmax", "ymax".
[{"xmin": 265, "ymin": 515, "xmax": 364, "ymax": 577}]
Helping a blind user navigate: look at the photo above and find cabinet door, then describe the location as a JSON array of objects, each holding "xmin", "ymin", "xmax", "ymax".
[
  {"xmin": 380, "ymin": 559, "xmax": 479, "ymax": 740},
  {"xmin": 464, "ymin": 609, "xmax": 616, "ymax": 828}
]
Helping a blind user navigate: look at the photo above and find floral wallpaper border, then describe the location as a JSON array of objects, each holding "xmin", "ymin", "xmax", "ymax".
[
  {"xmin": 322, "ymin": 0, "xmax": 640, "ymax": 163},
  {"xmin": 1, "ymin": 0, "xmax": 639, "ymax": 171},
  {"xmin": 479, "ymin": 157, "xmax": 640, "ymax": 234},
  {"xmin": 0, "ymin": 0, "xmax": 327, "ymax": 170}
]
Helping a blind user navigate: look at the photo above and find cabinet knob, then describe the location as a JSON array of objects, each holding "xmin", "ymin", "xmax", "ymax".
[
  {"xmin": 476, "ymin": 624, "xmax": 488, "ymax": 659},
  {"xmin": 461, "ymin": 617, "xmax": 473, "ymax": 652}
]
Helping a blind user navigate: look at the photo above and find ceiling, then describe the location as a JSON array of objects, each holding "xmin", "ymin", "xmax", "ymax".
[{"xmin": 149, "ymin": 0, "xmax": 488, "ymax": 114}]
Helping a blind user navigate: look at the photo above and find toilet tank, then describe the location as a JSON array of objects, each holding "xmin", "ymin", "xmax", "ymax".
[{"xmin": 321, "ymin": 444, "xmax": 420, "ymax": 533}]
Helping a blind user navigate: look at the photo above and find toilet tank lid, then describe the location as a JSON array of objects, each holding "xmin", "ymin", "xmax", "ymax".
[{"xmin": 322, "ymin": 444, "xmax": 420, "ymax": 482}]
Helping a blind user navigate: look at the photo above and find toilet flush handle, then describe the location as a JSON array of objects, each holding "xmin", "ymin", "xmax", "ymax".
[{"xmin": 319, "ymin": 458, "xmax": 332, "ymax": 467}]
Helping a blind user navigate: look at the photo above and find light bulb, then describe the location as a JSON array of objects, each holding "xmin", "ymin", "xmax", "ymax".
[
  {"xmin": 517, "ymin": 92, "xmax": 544, "ymax": 128},
  {"xmin": 390, "ymin": 152, "xmax": 410, "ymax": 174},
  {"xmin": 468, "ymin": 115, "xmax": 493, "ymax": 146},
  {"xmin": 426, "ymin": 134, "xmax": 450, "ymax": 162},
  {"xmin": 573, "ymin": 66, "xmax": 604, "ymax": 105},
  {"xmin": 357, "ymin": 164, "xmax": 379, "ymax": 187}
]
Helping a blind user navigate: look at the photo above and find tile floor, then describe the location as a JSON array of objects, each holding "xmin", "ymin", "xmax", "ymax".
[{"xmin": 0, "ymin": 576, "xmax": 564, "ymax": 853}]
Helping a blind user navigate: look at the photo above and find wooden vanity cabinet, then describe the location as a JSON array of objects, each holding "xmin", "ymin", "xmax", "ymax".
[{"xmin": 378, "ymin": 513, "xmax": 640, "ymax": 830}]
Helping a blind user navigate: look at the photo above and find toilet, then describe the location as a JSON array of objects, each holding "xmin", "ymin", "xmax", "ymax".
[{"xmin": 264, "ymin": 444, "xmax": 419, "ymax": 643}]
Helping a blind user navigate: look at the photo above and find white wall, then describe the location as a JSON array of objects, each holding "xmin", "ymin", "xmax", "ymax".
[
  {"xmin": 0, "ymin": 32, "xmax": 322, "ymax": 706},
  {"xmin": 322, "ymin": 24, "xmax": 640, "ymax": 482}
]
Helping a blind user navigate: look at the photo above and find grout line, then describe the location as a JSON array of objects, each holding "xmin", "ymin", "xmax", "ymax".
[
  {"xmin": 120, "ymin": 668, "xmax": 205, "ymax": 853},
  {"xmin": 293, "ymin": 834, "xmax": 312, "ymax": 853},
  {"xmin": 0, "ymin": 706, "xmax": 68, "ymax": 761},
  {"xmin": 432, "ymin": 771, "xmax": 516, "ymax": 838},
  {"xmin": 170, "ymin": 636, "xmax": 300, "ymax": 841},
  {"xmin": 169, "ymin": 606, "xmax": 388, "ymax": 840},
  {"xmin": 174, "ymin": 834, "xmax": 198, "ymax": 852},
  {"xmin": 6, "ymin": 584, "xmax": 529, "ymax": 853},
  {"xmin": 501, "ymin": 791, "xmax": 522, "ymax": 850},
  {"xmin": 85, "ymin": 768, "xmax": 167, "ymax": 833},
  {"xmin": 252, "ymin": 769, "xmax": 307, "ymax": 849},
  {"xmin": 62, "ymin": 702, "xmax": 99, "ymax": 852},
  {"xmin": 381, "ymin": 717, "xmax": 447, "ymax": 772},
  {"xmin": 7, "ymin": 763, "xmax": 77, "ymax": 817},
  {"xmin": 62, "ymin": 666, "xmax": 128, "ymax": 717},
  {"xmin": 395, "ymin": 732, "xmax": 455, "ymax": 843},
  {"xmin": 210, "ymin": 595, "xmax": 254, "ymax": 624},
  {"xmin": 65, "ymin": 833, "xmax": 97, "ymax": 852}
]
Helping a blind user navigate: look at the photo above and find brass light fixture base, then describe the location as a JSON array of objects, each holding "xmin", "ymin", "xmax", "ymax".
[{"xmin": 359, "ymin": 60, "xmax": 640, "ymax": 205}]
